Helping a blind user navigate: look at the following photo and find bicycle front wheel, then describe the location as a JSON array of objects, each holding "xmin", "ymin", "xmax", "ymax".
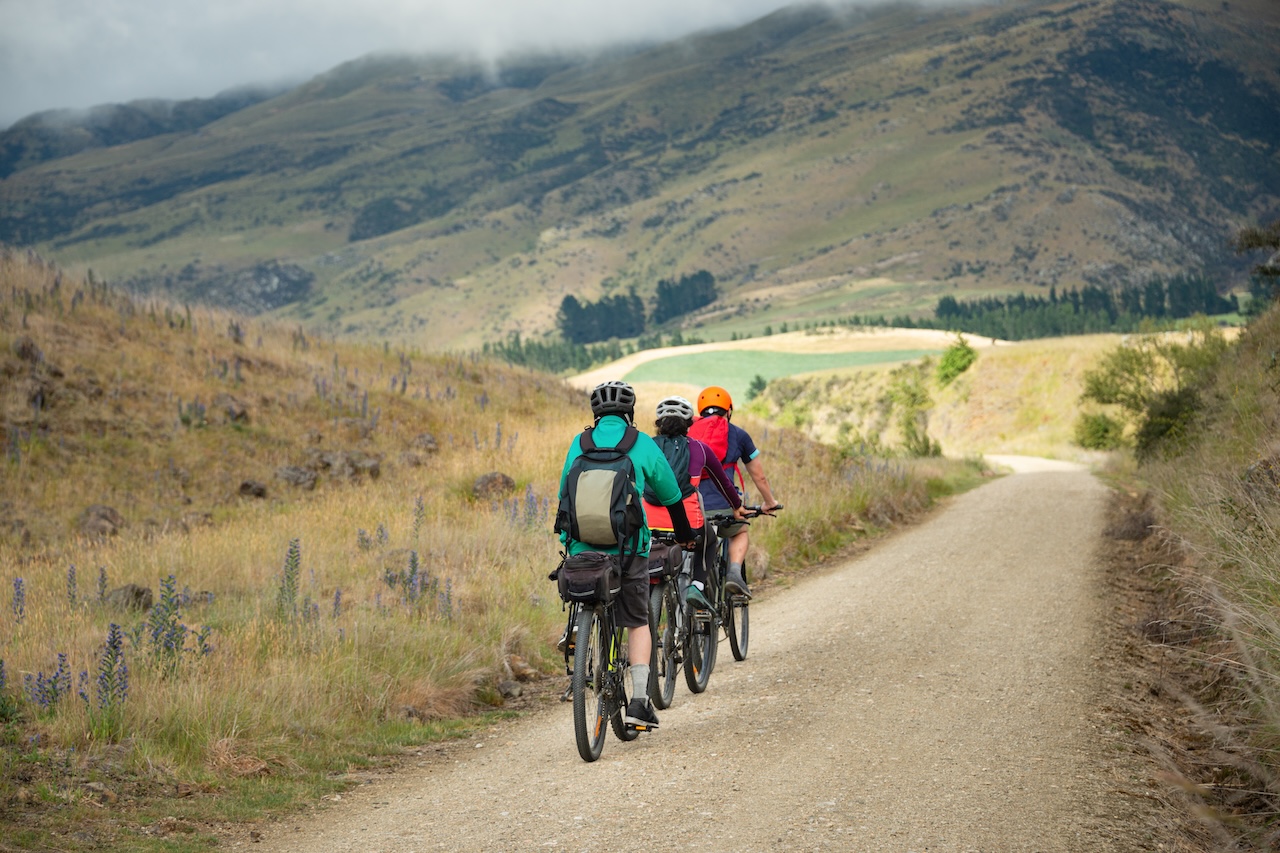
[
  {"xmin": 683, "ymin": 602, "xmax": 716, "ymax": 694},
  {"xmin": 571, "ymin": 607, "xmax": 607, "ymax": 762},
  {"xmin": 649, "ymin": 583, "xmax": 678, "ymax": 709},
  {"xmin": 728, "ymin": 598, "xmax": 749, "ymax": 661}
]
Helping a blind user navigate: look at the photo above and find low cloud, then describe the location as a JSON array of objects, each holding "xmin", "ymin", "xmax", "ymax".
[{"xmin": 0, "ymin": 0, "xmax": 791, "ymax": 126}]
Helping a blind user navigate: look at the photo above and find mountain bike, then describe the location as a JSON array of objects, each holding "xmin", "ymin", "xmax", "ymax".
[
  {"xmin": 561, "ymin": 598, "xmax": 639, "ymax": 762},
  {"xmin": 647, "ymin": 536, "xmax": 689, "ymax": 710},
  {"xmin": 688, "ymin": 504, "xmax": 782, "ymax": 688}
]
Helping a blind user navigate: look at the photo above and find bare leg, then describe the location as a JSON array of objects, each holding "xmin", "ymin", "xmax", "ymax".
[
  {"xmin": 729, "ymin": 529, "xmax": 749, "ymax": 565},
  {"xmin": 628, "ymin": 623, "xmax": 651, "ymax": 666}
]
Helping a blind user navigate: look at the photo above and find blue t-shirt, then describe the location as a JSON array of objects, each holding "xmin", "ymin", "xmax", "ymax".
[{"xmin": 698, "ymin": 422, "xmax": 759, "ymax": 511}]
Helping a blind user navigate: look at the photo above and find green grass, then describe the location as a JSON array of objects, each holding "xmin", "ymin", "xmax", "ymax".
[{"xmin": 623, "ymin": 348, "xmax": 938, "ymax": 402}]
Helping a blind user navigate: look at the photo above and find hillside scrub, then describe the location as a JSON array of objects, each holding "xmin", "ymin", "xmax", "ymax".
[
  {"xmin": 1077, "ymin": 319, "xmax": 1230, "ymax": 460},
  {"xmin": 1129, "ymin": 302, "xmax": 1280, "ymax": 847},
  {"xmin": 0, "ymin": 250, "xmax": 977, "ymax": 849}
]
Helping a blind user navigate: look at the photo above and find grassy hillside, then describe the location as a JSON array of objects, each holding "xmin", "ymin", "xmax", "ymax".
[
  {"xmin": 0, "ymin": 250, "xmax": 985, "ymax": 850},
  {"xmin": 1109, "ymin": 302, "xmax": 1280, "ymax": 848},
  {"xmin": 0, "ymin": 0, "xmax": 1275, "ymax": 353},
  {"xmin": 737, "ymin": 331, "xmax": 1122, "ymax": 459}
]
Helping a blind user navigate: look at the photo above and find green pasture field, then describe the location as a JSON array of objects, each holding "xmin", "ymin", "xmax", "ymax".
[{"xmin": 624, "ymin": 348, "xmax": 938, "ymax": 401}]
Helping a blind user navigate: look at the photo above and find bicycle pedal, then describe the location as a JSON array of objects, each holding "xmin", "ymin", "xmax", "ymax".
[{"xmin": 559, "ymin": 684, "xmax": 572, "ymax": 702}]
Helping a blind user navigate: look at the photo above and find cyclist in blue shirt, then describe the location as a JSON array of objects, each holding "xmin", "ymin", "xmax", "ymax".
[{"xmin": 690, "ymin": 385, "xmax": 781, "ymax": 598}]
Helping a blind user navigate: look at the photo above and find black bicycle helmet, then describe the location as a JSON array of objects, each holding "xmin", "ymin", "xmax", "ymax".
[{"xmin": 590, "ymin": 380, "xmax": 637, "ymax": 419}]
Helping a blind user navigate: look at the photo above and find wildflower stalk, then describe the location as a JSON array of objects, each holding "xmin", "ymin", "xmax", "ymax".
[
  {"xmin": 83, "ymin": 623, "xmax": 129, "ymax": 741},
  {"xmin": 276, "ymin": 539, "xmax": 302, "ymax": 620}
]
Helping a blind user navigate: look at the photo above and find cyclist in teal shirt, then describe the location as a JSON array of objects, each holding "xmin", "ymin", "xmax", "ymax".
[{"xmin": 557, "ymin": 381, "xmax": 696, "ymax": 731}]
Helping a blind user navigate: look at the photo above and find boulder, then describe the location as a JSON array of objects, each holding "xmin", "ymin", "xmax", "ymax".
[
  {"xmin": 11, "ymin": 335, "xmax": 42, "ymax": 363},
  {"xmin": 79, "ymin": 504, "xmax": 125, "ymax": 538},
  {"xmin": 305, "ymin": 450, "xmax": 380, "ymax": 480},
  {"xmin": 411, "ymin": 433, "xmax": 440, "ymax": 453},
  {"xmin": 1244, "ymin": 453, "xmax": 1280, "ymax": 501},
  {"xmin": 473, "ymin": 472, "xmax": 515, "ymax": 500},
  {"xmin": 213, "ymin": 393, "xmax": 249, "ymax": 424},
  {"xmin": 239, "ymin": 480, "xmax": 267, "ymax": 498},
  {"xmin": 505, "ymin": 654, "xmax": 540, "ymax": 682},
  {"xmin": 275, "ymin": 466, "xmax": 317, "ymax": 490},
  {"xmin": 105, "ymin": 583, "xmax": 152, "ymax": 611}
]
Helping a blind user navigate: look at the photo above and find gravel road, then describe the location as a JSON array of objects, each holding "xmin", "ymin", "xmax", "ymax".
[{"xmin": 248, "ymin": 457, "xmax": 1158, "ymax": 852}]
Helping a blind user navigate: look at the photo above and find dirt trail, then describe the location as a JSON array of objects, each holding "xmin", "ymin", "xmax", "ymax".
[{"xmin": 250, "ymin": 458, "xmax": 1158, "ymax": 852}]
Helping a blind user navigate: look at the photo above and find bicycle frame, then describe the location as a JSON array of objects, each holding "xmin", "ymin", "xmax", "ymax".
[{"xmin": 563, "ymin": 595, "xmax": 639, "ymax": 761}]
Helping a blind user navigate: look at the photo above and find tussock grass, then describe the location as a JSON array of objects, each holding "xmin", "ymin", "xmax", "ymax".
[
  {"xmin": 1136, "ymin": 303, "xmax": 1280, "ymax": 847},
  {"xmin": 0, "ymin": 249, "xmax": 966, "ymax": 848}
]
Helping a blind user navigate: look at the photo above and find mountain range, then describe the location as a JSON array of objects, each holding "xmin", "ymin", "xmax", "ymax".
[{"xmin": 1, "ymin": 0, "xmax": 1276, "ymax": 350}]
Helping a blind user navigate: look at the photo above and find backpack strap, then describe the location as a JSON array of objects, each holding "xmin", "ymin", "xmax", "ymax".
[
  {"xmin": 579, "ymin": 424, "xmax": 638, "ymax": 455},
  {"xmin": 615, "ymin": 424, "xmax": 639, "ymax": 453}
]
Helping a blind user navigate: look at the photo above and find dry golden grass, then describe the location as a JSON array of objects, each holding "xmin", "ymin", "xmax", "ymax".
[
  {"xmin": 741, "ymin": 332, "xmax": 1124, "ymax": 461},
  {"xmin": 0, "ymin": 248, "xmax": 977, "ymax": 847}
]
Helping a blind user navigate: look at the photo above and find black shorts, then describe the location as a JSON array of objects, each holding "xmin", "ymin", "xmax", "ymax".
[{"xmin": 616, "ymin": 553, "xmax": 650, "ymax": 629}]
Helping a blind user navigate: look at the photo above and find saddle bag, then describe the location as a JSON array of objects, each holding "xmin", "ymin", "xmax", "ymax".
[
  {"xmin": 646, "ymin": 541, "xmax": 683, "ymax": 580},
  {"xmin": 557, "ymin": 551, "xmax": 622, "ymax": 604}
]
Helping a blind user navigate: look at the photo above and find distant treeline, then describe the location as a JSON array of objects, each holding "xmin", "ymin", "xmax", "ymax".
[
  {"xmin": 482, "ymin": 329, "xmax": 703, "ymax": 374},
  {"xmin": 895, "ymin": 275, "xmax": 1236, "ymax": 340},
  {"xmin": 558, "ymin": 270, "xmax": 717, "ymax": 344},
  {"xmin": 482, "ymin": 335, "xmax": 627, "ymax": 374},
  {"xmin": 485, "ymin": 273, "xmax": 1242, "ymax": 374}
]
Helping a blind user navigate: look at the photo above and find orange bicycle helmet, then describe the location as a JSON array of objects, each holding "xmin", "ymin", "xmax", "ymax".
[{"xmin": 696, "ymin": 385, "xmax": 733, "ymax": 415}]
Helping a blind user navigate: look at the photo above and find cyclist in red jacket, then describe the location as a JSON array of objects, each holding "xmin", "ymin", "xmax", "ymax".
[{"xmin": 689, "ymin": 385, "xmax": 781, "ymax": 598}]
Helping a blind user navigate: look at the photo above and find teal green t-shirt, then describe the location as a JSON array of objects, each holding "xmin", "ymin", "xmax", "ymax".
[{"xmin": 558, "ymin": 415, "xmax": 684, "ymax": 557}]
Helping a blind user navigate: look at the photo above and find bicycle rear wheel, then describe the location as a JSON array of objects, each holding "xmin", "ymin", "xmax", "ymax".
[
  {"xmin": 683, "ymin": 602, "xmax": 716, "ymax": 694},
  {"xmin": 649, "ymin": 583, "xmax": 678, "ymax": 709},
  {"xmin": 571, "ymin": 607, "xmax": 607, "ymax": 762},
  {"xmin": 727, "ymin": 598, "xmax": 749, "ymax": 661}
]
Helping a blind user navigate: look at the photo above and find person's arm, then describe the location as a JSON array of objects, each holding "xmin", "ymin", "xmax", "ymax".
[
  {"xmin": 694, "ymin": 440, "xmax": 743, "ymax": 510},
  {"xmin": 743, "ymin": 456, "xmax": 780, "ymax": 510},
  {"xmin": 664, "ymin": 498, "xmax": 696, "ymax": 546}
]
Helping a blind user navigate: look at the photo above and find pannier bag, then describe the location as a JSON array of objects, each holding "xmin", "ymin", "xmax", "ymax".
[
  {"xmin": 557, "ymin": 551, "xmax": 622, "ymax": 604},
  {"xmin": 646, "ymin": 541, "xmax": 683, "ymax": 579}
]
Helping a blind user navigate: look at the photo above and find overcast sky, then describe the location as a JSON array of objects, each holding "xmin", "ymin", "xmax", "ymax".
[{"xmin": 0, "ymin": 0, "xmax": 820, "ymax": 128}]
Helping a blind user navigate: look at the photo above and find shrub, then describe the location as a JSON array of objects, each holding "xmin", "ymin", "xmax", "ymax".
[
  {"xmin": 936, "ymin": 335, "xmax": 977, "ymax": 386},
  {"xmin": 1074, "ymin": 412, "xmax": 1126, "ymax": 450},
  {"xmin": 1133, "ymin": 386, "xmax": 1201, "ymax": 461}
]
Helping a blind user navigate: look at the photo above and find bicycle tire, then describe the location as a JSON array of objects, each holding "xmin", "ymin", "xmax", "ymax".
[
  {"xmin": 683, "ymin": 601, "xmax": 715, "ymax": 694},
  {"xmin": 649, "ymin": 583, "xmax": 678, "ymax": 709},
  {"xmin": 727, "ymin": 598, "xmax": 749, "ymax": 660},
  {"xmin": 571, "ymin": 607, "xmax": 607, "ymax": 762},
  {"xmin": 609, "ymin": 616, "xmax": 638, "ymax": 742}
]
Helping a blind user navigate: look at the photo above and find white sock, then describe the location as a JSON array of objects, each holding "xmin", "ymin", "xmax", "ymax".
[{"xmin": 630, "ymin": 664, "xmax": 650, "ymax": 702}]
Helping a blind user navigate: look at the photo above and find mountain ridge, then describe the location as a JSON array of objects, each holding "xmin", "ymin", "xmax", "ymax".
[{"xmin": 0, "ymin": 0, "xmax": 1276, "ymax": 351}]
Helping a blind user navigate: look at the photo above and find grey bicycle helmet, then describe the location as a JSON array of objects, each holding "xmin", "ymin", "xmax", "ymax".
[
  {"xmin": 590, "ymin": 380, "xmax": 637, "ymax": 418},
  {"xmin": 655, "ymin": 395, "xmax": 694, "ymax": 422}
]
